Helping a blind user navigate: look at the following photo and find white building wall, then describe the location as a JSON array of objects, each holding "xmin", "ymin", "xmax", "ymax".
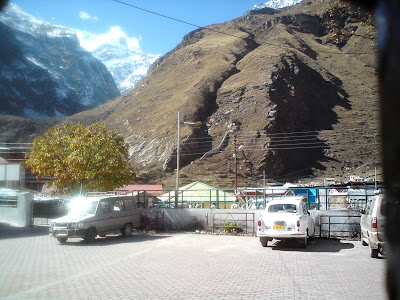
[{"xmin": 0, "ymin": 190, "xmax": 33, "ymax": 227}]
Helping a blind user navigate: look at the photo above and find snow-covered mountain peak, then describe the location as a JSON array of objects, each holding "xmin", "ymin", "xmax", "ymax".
[
  {"xmin": 76, "ymin": 26, "xmax": 161, "ymax": 93},
  {"xmin": 1, "ymin": 3, "xmax": 75, "ymax": 38},
  {"xmin": 75, "ymin": 26, "xmax": 161, "ymax": 94},
  {"xmin": 253, "ymin": 0, "xmax": 302, "ymax": 10},
  {"xmin": 0, "ymin": 3, "xmax": 120, "ymax": 119}
]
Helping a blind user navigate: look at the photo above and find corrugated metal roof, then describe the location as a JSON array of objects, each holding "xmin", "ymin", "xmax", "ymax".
[
  {"xmin": 118, "ymin": 184, "xmax": 164, "ymax": 195},
  {"xmin": 159, "ymin": 181, "xmax": 236, "ymax": 203}
]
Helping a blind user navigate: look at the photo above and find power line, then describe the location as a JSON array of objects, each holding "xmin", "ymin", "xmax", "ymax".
[
  {"xmin": 111, "ymin": 0, "xmax": 246, "ymax": 40},
  {"xmin": 110, "ymin": 0, "xmax": 376, "ymax": 56},
  {"xmin": 174, "ymin": 142, "xmax": 380, "ymax": 157},
  {"xmin": 177, "ymin": 132, "xmax": 380, "ymax": 149}
]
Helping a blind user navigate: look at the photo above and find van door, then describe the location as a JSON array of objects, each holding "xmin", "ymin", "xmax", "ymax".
[
  {"xmin": 110, "ymin": 199, "xmax": 128, "ymax": 230},
  {"xmin": 376, "ymin": 195, "xmax": 386, "ymax": 241},
  {"xmin": 95, "ymin": 199, "xmax": 113, "ymax": 233},
  {"xmin": 123, "ymin": 198, "xmax": 141, "ymax": 228}
]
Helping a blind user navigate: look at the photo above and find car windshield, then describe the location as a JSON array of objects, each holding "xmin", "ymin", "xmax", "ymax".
[
  {"xmin": 268, "ymin": 204, "xmax": 297, "ymax": 213},
  {"xmin": 68, "ymin": 199, "xmax": 99, "ymax": 215}
]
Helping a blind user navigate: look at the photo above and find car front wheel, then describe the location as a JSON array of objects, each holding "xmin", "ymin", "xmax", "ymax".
[
  {"xmin": 84, "ymin": 227, "xmax": 97, "ymax": 243},
  {"xmin": 57, "ymin": 236, "xmax": 68, "ymax": 244}
]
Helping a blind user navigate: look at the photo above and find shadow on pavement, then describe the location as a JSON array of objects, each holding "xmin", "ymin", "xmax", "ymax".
[
  {"xmin": 58, "ymin": 232, "xmax": 171, "ymax": 246},
  {"xmin": 270, "ymin": 238, "xmax": 355, "ymax": 252},
  {"xmin": 0, "ymin": 223, "xmax": 49, "ymax": 240}
]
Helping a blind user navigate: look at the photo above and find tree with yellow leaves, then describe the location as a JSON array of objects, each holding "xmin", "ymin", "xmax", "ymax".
[{"xmin": 24, "ymin": 123, "xmax": 135, "ymax": 194}]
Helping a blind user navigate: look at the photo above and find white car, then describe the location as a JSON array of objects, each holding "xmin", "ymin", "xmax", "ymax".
[{"xmin": 257, "ymin": 197, "xmax": 315, "ymax": 248}]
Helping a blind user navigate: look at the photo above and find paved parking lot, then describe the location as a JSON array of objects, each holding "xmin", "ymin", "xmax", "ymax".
[{"xmin": 0, "ymin": 225, "xmax": 387, "ymax": 300}]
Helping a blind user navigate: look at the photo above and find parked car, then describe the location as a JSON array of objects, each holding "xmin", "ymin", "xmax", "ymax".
[
  {"xmin": 257, "ymin": 196, "xmax": 315, "ymax": 248},
  {"xmin": 49, "ymin": 195, "xmax": 141, "ymax": 244},
  {"xmin": 360, "ymin": 194, "xmax": 386, "ymax": 258}
]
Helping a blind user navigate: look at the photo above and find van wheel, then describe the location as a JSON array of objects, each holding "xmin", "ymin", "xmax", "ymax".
[
  {"xmin": 369, "ymin": 245, "xmax": 379, "ymax": 258},
  {"xmin": 121, "ymin": 223, "xmax": 133, "ymax": 237},
  {"xmin": 84, "ymin": 227, "xmax": 97, "ymax": 243},
  {"xmin": 57, "ymin": 236, "xmax": 68, "ymax": 244},
  {"xmin": 361, "ymin": 232, "xmax": 368, "ymax": 246}
]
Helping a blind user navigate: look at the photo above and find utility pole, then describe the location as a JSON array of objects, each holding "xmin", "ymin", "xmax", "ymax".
[
  {"xmin": 176, "ymin": 111, "xmax": 180, "ymax": 191},
  {"xmin": 234, "ymin": 135, "xmax": 238, "ymax": 201},
  {"xmin": 263, "ymin": 170, "xmax": 266, "ymax": 202}
]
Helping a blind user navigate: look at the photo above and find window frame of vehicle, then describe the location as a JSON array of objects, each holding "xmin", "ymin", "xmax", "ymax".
[
  {"xmin": 112, "ymin": 199, "xmax": 126, "ymax": 212},
  {"xmin": 97, "ymin": 199, "xmax": 112, "ymax": 215}
]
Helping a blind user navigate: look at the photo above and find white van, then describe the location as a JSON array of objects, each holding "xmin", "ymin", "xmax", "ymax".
[
  {"xmin": 49, "ymin": 195, "xmax": 141, "ymax": 244},
  {"xmin": 360, "ymin": 194, "xmax": 386, "ymax": 258}
]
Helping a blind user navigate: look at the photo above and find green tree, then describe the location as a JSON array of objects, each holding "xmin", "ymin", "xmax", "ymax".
[{"xmin": 24, "ymin": 123, "xmax": 135, "ymax": 194}]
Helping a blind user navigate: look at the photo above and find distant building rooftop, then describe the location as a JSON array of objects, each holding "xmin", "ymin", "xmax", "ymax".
[
  {"xmin": 118, "ymin": 184, "xmax": 164, "ymax": 195},
  {"xmin": 0, "ymin": 157, "xmax": 9, "ymax": 164}
]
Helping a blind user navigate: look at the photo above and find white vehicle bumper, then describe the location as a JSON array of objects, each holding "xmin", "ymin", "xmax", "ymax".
[{"xmin": 257, "ymin": 231, "xmax": 306, "ymax": 239}]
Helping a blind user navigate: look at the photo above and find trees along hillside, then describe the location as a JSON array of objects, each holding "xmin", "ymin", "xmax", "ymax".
[{"xmin": 24, "ymin": 123, "xmax": 135, "ymax": 194}]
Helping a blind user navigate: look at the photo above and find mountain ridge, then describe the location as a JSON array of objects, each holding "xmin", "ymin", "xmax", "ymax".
[
  {"xmin": 0, "ymin": 3, "xmax": 120, "ymax": 118},
  {"xmin": 0, "ymin": 0, "xmax": 380, "ymax": 187}
]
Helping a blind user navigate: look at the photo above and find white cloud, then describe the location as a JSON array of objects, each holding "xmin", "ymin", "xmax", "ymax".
[
  {"xmin": 79, "ymin": 11, "xmax": 98, "ymax": 21},
  {"xmin": 76, "ymin": 26, "xmax": 140, "ymax": 52}
]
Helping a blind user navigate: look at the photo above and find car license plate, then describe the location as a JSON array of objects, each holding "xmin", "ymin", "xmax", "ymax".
[
  {"xmin": 57, "ymin": 230, "xmax": 68, "ymax": 235},
  {"xmin": 273, "ymin": 222, "xmax": 285, "ymax": 230}
]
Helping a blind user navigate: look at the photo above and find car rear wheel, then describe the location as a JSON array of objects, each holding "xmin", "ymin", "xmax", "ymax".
[
  {"xmin": 121, "ymin": 223, "xmax": 133, "ymax": 237},
  {"xmin": 299, "ymin": 230, "xmax": 308, "ymax": 248},
  {"xmin": 84, "ymin": 227, "xmax": 97, "ymax": 243},
  {"xmin": 57, "ymin": 236, "xmax": 68, "ymax": 244},
  {"xmin": 260, "ymin": 237, "xmax": 268, "ymax": 247},
  {"xmin": 369, "ymin": 244, "xmax": 379, "ymax": 258}
]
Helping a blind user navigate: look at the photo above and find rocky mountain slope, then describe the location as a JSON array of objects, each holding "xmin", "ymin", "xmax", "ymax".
[
  {"xmin": 1, "ymin": 0, "xmax": 380, "ymax": 188},
  {"xmin": 0, "ymin": 4, "xmax": 120, "ymax": 118}
]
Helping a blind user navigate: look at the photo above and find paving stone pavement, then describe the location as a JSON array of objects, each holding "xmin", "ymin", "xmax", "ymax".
[{"xmin": 0, "ymin": 226, "xmax": 387, "ymax": 300}]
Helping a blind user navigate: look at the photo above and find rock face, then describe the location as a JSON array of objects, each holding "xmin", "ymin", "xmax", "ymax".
[
  {"xmin": 0, "ymin": 4, "xmax": 120, "ymax": 118},
  {"xmin": 1, "ymin": 0, "xmax": 380, "ymax": 187}
]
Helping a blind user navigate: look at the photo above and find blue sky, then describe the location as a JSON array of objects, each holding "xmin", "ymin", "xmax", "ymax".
[{"xmin": 9, "ymin": 0, "xmax": 260, "ymax": 55}]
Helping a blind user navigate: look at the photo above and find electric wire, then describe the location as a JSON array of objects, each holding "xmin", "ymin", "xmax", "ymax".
[
  {"xmin": 111, "ymin": 0, "xmax": 246, "ymax": 40},
  {"xmin": 110, "ymin": 0, "xmax": 377, "ymax": 56}
]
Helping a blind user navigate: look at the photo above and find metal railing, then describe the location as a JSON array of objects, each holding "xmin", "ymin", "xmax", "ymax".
[
  {"xmin": 134, "ymin": 186, "xmax": 381, "ymax": 211},
  {"xmin": 205, "ymin": 212, "xmax": 255, "ymax": 235},
  {"xmin": 0, "ymin": 195, "xmax": 18, "ymax": 207},
  {"xmin": 319, "ymin": 215, "xmax": 361, "ymax": 238},
  {"xmin": 142, "ymin": 210, "xmax": 164, "ymax": 231}
]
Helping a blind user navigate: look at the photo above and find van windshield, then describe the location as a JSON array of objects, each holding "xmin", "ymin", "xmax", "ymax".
[{"xmin": 68, "ymin": 199, "xmax": 98, "ymax": 215}]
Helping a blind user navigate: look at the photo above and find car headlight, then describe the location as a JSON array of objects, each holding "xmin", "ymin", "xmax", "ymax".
[{"xmin": 78, "ymin": 222, "xmax": 84, "ymax": 228}]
